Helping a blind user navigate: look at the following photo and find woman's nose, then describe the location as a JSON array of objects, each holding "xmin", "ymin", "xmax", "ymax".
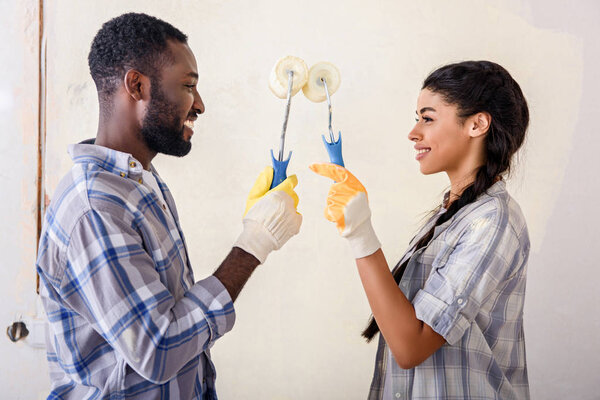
[{"xmin": 408, "ymin": 124, "xmax": 421, "ymax": 142}]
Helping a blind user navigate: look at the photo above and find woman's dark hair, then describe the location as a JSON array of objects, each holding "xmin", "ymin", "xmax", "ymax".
[{"xmin": 362, "ymin": 60, "xmax": 529, "ymax": 341}]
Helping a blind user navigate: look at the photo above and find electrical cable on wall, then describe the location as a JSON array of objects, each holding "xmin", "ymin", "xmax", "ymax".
[{"xmin": 36, "ymin": 0, "xmax": 47, "ymax": 294}]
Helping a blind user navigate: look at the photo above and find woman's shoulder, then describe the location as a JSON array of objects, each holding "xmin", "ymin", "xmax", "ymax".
[{"xmin": 451, "ymin": 181, "xmax": 529, "ymax": 244}]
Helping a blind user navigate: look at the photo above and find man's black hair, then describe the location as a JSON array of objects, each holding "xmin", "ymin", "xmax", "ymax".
[{"xmin": 88, "ymin": 12, "xmax": 188, "ymax": 103}]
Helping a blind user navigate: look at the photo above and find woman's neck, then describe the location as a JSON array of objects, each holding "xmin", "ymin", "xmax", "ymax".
[
  {"xmin": 445, "ymin": 169, "xmax": 501, "ymax": 209},
  {"xmin": 447, "ymin": 174, "xmax": 476, "ymax": 207}
]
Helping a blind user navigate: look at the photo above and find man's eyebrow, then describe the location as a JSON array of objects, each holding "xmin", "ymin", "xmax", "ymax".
[
  {"xmin": 416, "ymin": 107, "xmax": 437, "ymax": 115},
  {"xmin": 185, "ymin": 72, "xmax": 199, "ymax": 79}
]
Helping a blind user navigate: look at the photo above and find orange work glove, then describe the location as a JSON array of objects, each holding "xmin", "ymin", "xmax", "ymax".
[{"xmin": 310, "ymin": 163, "xmax": 381, "ymax": 258}]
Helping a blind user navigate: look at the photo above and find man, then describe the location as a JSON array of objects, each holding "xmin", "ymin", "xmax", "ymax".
[{"xmin": 36, "ymin": 13, "xmax": 302, "ymax": 399}]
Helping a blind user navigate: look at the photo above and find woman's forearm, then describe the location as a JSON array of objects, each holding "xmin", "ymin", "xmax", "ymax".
[{"xmin": 356, "ymin": 249, "xmax": 445, "ymax": 368}]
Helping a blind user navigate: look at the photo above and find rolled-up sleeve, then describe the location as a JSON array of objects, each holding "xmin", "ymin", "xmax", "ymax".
[
  {"xmin": 412, "ymin": 206, "xmax": 520, "ymax": 345},
  {"xmin": 61, "ymin": 209, "xmax": 235, "ymax": 384}
]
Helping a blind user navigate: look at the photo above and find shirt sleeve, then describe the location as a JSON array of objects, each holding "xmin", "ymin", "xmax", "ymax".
[
  {"xmin": 411, "ymin": 205, "xmax": 523, "ymax": 346},
  {"xmin": 60, "ymin": 208, "xmax": 235, "ymax": 384}
]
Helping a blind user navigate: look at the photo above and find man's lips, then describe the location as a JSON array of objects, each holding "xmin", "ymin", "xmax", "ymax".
[{"xmin": 183, "ymin": 119, "xmax": 194, "ymax": 130}]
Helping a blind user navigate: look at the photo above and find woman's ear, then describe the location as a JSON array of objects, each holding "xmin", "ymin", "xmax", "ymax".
[{"xmin": 469, "ymin": 112, "xmax": 491, "ymax": 138}]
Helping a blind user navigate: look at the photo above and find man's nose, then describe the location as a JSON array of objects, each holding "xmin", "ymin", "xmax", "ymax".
[{"xmin": 194, "ymin": 91, "xmax": 205, "ymax": 114}]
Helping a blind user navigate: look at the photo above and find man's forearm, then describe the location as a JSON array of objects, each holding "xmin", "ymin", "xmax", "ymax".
[{"xmin": 213, "ymin": 247, "xmax": 260, "ymax": 302}]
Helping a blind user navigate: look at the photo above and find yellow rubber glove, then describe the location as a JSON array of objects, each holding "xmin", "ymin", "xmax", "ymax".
[
  {"xmin": 235, "ymin": 166, "xmax": 302, "ymax": 263},
  {"xmin": 243, "ymin": 166, "xmax": 299, "ymax": 217},
  {"xmin": 310, "ymin": 163, "xmax": 381, "ymax": 258}
]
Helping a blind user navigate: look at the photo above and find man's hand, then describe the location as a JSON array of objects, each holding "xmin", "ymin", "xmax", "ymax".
[
  {"xmin": 310, "ymin": 163, "xmax": 380, "ymax": 259},
  {"xmin": 234, "ymin": 167, "xmax": 302, "ymax": 264},
  {"xmin": 242, "ymin": 166, "xmax": 299, "ymax": 217}
]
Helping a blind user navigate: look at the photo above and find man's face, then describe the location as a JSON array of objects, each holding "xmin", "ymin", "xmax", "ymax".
[{"xmin": 140, "ymin": 41, "xmax": 204, "ymax": 157}]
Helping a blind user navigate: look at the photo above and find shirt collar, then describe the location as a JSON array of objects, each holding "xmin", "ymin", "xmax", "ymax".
[
  {"xmin": 68, "ymin": 142, "xmax": 146, "ymax": 180},
  {"xmin": 434, "ymin": 179, "xmax": 507, "ymax": 239},
  {"xmin": 441, "ymin": 179, "xmax": 506, "ymax": 210}
]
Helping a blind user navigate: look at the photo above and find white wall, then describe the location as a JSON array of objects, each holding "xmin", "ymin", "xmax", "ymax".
[
  {"xmin": 0, "ymin": 1, "xmax": 51, "ymax": 399},
  {"xmin": 1, "ymin": 0, "xmax": 598, "ymax": 399}
]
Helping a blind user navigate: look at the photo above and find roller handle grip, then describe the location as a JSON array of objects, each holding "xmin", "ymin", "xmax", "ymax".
[
  {"xmin": 270, "ymin": 149, "xmax": 291, "ymax": 189},
  {"xmin": 322, "ymin": 132, "xmax": 345, "ymax": 167}
]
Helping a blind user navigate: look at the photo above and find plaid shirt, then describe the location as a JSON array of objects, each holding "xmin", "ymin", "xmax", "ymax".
[
  {"xmin": 36, "ymin": 144, "xmax": 235, "ymax": 399},
  {"xmin": 370, "ymin": 180, "xmax": 530, "ymax": 399}
]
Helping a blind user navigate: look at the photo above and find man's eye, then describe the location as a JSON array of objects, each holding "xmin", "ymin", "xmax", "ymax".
[{"xmin": 184, "ymin": 84, "xmax": 195, "ymax": 90}]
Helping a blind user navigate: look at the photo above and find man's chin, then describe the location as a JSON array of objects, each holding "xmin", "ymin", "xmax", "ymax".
[
  {"xmin": 141, "ymin": 128, "xmax": 192, "ymax": 157},
  {"xmin": 161, "ymin": 141, "xmax": 192, "ymax": 157}
]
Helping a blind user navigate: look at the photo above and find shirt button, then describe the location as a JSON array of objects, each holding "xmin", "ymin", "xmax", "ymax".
[
  {"xmin": 395, "ymin": 393, "xmax": 402, "ymax": 398},
  {"xmin": 401, "ymin": 281, "xmax": 408, "ymax": 288},
  {"xmin": 162, "ymin": 204, "xmax": 167, "ymax": 210},
  {"xmin": 129, "ymin": 161, "xmax": 136, "ymax": 168},
  {"xmin": 138, "ymin": 178, "xmax": 143, "ymax": 184},
  {"xmin": 457, "ymin": 298, "xmax": 464, "ymax": 305},
  {"xmin": 120, "ymin": 172, "xmax": 126, "ymax": 178}
]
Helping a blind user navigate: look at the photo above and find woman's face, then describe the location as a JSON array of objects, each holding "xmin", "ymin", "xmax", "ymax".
[{"xmin": 408, "ymin": 89, "xmax": 482, "ymax": 179}]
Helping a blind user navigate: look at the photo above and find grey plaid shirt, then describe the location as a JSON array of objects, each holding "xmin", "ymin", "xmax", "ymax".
[
  {"xmin": 37, "ymin": 144, "xmax": 235, "ymax": 399},
  {"xmin": 370, "ymin": 180, "xmax": 530, "ymax": 399}
]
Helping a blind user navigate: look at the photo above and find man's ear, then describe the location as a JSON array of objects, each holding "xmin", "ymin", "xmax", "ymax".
[
  {"xmin": 123, "ymin": 69, "xmax": 150, "ymax": 101},
  {"xmin": 468, "ymin": 112, "xmax": 491, "ymax": 138}
]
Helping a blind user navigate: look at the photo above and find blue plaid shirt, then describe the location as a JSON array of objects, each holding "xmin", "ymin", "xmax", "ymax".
[
  {"xmin": 36, "ymin": 144, "xmax": 235, "ymax": 399},
  {"xmin": 371, "ymin": 180, "xmax": 530, "ymax": 399}
]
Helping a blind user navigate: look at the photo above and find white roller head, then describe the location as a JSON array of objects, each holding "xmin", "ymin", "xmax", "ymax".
[
  {"xmin": 303, "ymin": 61, "xmax": 341, "ymax": 103},
  {"xmin": 269, "ymin": 56, "xmax": 309, "ymax": 99}
]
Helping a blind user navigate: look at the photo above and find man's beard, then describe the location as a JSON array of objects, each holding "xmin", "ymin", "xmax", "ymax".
[{"xmin": 140, "ymin": 83, "xmax": 192, "ymax": 157}]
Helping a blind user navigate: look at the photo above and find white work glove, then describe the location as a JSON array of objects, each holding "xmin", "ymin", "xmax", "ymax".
[
  {"xmin": 234, "ymin": 167, "xmax": 302, "ymax": 263},
  {"xmin": 310, "ymin": 163, "xmax": 381, "ymax": 259}
]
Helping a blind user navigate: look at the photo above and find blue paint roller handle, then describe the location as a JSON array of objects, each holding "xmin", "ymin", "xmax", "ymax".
[
  {"xmin": 322, "ymin": 132, "xmax": 345, "ymax": 167},
  {"xmin": 270, "ymin": 149, "xmax": 291, "ymax": 189}
]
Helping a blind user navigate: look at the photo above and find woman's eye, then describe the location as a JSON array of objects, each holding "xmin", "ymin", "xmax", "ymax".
[{"xmin": 415, "ymin": 116, "xmax": 433, "ymax": 123}]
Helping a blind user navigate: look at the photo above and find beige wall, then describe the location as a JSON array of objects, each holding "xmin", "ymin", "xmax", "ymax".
[
  {"xmin": 2, "ymin": 0, "xmax": 598, "ymax": 399},
  {"xmin": 0, "ymin": 1, "xmax": 50, "ymax": 399}
]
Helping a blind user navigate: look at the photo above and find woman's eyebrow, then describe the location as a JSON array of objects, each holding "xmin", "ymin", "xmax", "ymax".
[{"xmin": 416, "ymin": 107, "xmax": 437, "ymax": 115}]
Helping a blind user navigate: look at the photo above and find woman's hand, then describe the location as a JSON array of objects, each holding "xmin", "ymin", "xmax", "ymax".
[
  {"xmin": 309, "ymin": 163, "xmax": 380, "ymax": 258},
  {"xmin": 311, "ymin": 163, "xmax": 445, "ymax": 368}
]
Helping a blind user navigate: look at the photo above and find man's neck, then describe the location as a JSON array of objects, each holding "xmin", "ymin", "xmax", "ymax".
[{"xmin": 95, "ymin": 115, "xmax": 156, "ymax": 170}]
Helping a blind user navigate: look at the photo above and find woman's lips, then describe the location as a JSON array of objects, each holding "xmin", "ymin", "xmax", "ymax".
[{"xmin": 416, "ymin": 148, "xmax": 431, "ymax": 160}]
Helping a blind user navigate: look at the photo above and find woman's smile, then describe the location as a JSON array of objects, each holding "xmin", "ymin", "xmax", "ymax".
[{"xmin": 415, "ymin": 146, "xmax": 431, "ymax": 160}]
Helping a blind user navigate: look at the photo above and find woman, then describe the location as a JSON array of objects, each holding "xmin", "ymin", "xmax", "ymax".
[{"xmin": 311, "ymin": 60, "xmax": 530, "ymax": 399}]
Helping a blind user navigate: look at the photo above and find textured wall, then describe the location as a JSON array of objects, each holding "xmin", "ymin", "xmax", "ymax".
[
  {"xmin": 2, "ymin": 0, "xmax": 598, "ymax": 399},
  {"xmin": 0, "ymin": 1, "xmax": 50, "ymax": 399}
]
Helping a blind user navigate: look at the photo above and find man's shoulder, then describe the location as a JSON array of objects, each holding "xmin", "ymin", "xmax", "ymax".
[
  {"xmin": 38, "ymin": 161, "xmax": 147, "ymax": 281},
  {"xmin": 47, "ymin": 162, "xmax": 141, "ymax": 237}
]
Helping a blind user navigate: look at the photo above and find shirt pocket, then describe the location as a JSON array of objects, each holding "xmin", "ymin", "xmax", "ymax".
[{"xmin": 403, "ymin": 234, "xmax": 456, "ymax": 299}]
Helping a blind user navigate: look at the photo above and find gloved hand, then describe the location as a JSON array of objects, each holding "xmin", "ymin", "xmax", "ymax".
[
  {"xmin": 234, "ymin": 166, "xmax": 302, "ymax": 263},
  {"xmin": 309, "ymin": 163, "xmax": 381, "ymax": 259}
]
